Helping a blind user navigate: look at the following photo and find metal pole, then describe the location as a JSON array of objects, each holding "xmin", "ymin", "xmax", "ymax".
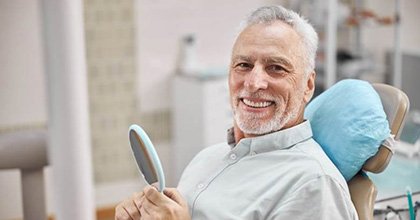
[
  {"xmin": 393, "ymin": 0, "xmax": 402, "ymax": 88},
  {"xmin": 326, "ymin": 0, "xmax": 338, "ymax": 88},
  {"xmin": 41, "ymin": 0, "xmax": 95, "ymax": 219}
]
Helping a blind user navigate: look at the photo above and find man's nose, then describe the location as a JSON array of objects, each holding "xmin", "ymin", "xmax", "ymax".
[{"xmin": 244, "ymin": 67, "xmax": 268, "ymax": 92}]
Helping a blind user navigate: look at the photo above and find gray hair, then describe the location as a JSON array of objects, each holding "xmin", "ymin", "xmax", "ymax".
[{"xmin": 239, "ymin": 5, "xmax": 318, "ymax": 75}]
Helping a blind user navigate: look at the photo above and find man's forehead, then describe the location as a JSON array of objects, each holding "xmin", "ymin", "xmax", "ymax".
[
  {"xmin": 238, "ymin": 21, "xmax": 299, "ymax": 40},
  {"xmin": 232, "ymin": 54, "xmax": 292, "ymax": 64},
  {"xmin": 233, "ymin": 22, "xmax": 301, "ymax": 53},
  {"xmin": 231, "ymin": 21, "xmax": 304, "ymax": 67}
]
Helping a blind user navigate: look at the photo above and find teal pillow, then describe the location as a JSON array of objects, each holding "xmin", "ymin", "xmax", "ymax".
[{"xmin": 304, "ymin": 79, "xmax": 390, "ymax": 181}]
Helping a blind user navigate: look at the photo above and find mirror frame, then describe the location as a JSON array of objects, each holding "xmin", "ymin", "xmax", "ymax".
[{"xmin": 129, "ymin": 124, "xmax": 165, "ymax": 192}]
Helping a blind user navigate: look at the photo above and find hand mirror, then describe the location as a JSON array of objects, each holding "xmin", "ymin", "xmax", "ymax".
[{"xmin": 128, "ymin": 124, "xmax": 165, "ymax": 192}]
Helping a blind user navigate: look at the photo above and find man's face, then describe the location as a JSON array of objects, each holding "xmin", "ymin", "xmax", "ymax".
[{"xmin": 229, "ymin": 21, "xmax": 315, "ymax": 136}]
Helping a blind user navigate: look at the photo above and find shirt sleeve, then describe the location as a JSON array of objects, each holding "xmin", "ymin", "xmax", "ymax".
[{"xmin": 267, "ymin": 175, "xmax": 358, "ymax": 220}]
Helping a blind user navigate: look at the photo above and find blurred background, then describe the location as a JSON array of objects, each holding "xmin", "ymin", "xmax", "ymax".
[{"xmin": 0, "ymin": 0, "xmax": 419, "ymax": 219}]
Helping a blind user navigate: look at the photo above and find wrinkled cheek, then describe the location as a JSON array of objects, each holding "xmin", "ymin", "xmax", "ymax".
[
  {"xmin": 230, "ymin": 96, "xmax": 240, "ymax": 114},
  {"xmin": 273, "ymin": 96, "xmax": 286, "ymax": 111},
  {"xmin": 228, "ymin": 88, "xmax": 240, "ymax": 107},
  {"xmin": 284, "ymin": 93, "xmax": 303, "ymax": 115}
]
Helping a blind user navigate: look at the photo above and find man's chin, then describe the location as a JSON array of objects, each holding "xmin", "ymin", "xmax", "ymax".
[{"xmin": 236, "ymin": 120, "xmax": 280, "ymax": 136}]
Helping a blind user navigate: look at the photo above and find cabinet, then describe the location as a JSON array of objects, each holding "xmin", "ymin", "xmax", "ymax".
[{"xmin": 171, "ymin": 75, "xmax": 232, "ymax": 182}]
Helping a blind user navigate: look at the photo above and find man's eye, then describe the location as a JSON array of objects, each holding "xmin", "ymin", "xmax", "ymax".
[
  {"xmin": 267, "ymin": 65, "xmax": 285, "ymax": 73},
  {"xmin": 235, "ymin": 63, "xmax": 252, "ymax": 70}
]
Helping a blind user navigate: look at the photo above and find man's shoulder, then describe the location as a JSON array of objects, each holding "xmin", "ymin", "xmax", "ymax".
[
  {"xmin": 291, "ymin": 138, "xmax": 348, "ymax": 189},
  {"xmin": 192, "ymin": 142, "xmax": 231, "ymax": 162},
  {"xmin": 178, "ymin": 142, "xmax": 230, "ymax": 190}
]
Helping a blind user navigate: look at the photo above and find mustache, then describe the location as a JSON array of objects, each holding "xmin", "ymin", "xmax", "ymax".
[{"xmin": 237, "ymin": 90, "xmax": 276, "ymax": 101}]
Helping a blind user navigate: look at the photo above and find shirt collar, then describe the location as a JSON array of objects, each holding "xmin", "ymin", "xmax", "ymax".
[{"xmin": 227, "ymin": 120, "xmax": 313, "ymax": 154}]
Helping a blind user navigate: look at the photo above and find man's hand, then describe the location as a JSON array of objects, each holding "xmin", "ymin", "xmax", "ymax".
[
  {"xmin": 115, "ymin": 186, "xmax": 190, "ymax": 220},
  {"xmin": 115, "ymin": 191, "xmax": 144, "ymax": 220},
  {"xmin": 140, "ymin": 186, "xmax": 191, "ymax": 220}
]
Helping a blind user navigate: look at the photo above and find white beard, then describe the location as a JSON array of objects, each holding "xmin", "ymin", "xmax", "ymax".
[{"xmin": 232, "ymin": 90, "xmax": 302, "ymax": 135}]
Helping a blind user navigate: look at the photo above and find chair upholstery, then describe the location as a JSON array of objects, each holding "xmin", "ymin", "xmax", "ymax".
[
  {"xmin": 348, "ymin": 83, "xmax": 410, "ymax": 220},
  {"xmin": 0, "ymin": 130, "xmax": 48, "ymax": 220}
]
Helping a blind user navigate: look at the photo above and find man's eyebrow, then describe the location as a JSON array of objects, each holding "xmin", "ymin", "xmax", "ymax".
[
  {"xmin": 264, "ymin": 56, "xmax": 294, "ymax": 70},
  {"xmin": 231, "ymin": 55, "xmax": 295, "ymax": 71},
  {"xmin": 231, "ymin": 55, "xmax": 254, "ymax": 62}
]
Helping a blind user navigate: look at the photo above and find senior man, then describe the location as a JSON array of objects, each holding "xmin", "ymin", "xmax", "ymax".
[{"xmin": 116, "ymin": 5, "xmax": 358, "ymax": 220}]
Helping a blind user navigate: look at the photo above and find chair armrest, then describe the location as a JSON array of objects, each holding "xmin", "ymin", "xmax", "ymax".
[{"xmin": 0, "ymin": 130, "xmax": 48, "ymax": 170}]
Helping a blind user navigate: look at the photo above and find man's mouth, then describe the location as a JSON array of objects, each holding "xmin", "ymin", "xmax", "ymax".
[{"xmin": 241, "ymin": 98, "xmax": 274, "ymax": 108}]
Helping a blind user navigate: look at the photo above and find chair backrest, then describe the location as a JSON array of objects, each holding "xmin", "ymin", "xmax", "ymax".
[
  {"xmin": 348, "ymin": 83, "xmax": 410, "ymax": 220},
  {"xmin": 0, "ymin": 130, "xmax": 48, "ymax": 220}
]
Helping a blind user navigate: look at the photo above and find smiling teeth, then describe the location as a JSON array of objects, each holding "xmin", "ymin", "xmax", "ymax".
[{"xmin": 243, "ymin": 99, "xmax": 272, "ymax": 108}]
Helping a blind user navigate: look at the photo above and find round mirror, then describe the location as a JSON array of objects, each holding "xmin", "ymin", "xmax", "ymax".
[{"xmin": 128, "ymin": 124, "xmax": 165, "ymax": 192}]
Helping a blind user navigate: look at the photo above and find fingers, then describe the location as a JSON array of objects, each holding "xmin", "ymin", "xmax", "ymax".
[
  {"xmin": 115, "ymin": 201, "xmax": 136, "ymax": 220},
  {"xmin": 139, "ymin": 201, "xmax": 151, "ymax": 218},
  {"xmin": 142, "ymin": 186, "xmax": 175, "ymax": 216},
  {"xmin": 140, "ymin": 187, "xmax": 191, "ymax": 220},
  {"xmin": 123, "ymin": 199, "xmax": 141, "ymax": 220},
  {"xmin": 163, "ymin": 188, "xmax": 187, "ymax": 206},
  {"xmin": 115, "ymin": 191, "xmax": 144, "ymax": 220},
  {"xmin": 141, "ymin": 186, "xmax": 167, "ymax": 218},
  {"xmin": 115, "ymin": 203, "xmax": 131, "ymax": 220},
  {"xmin": 150, "ymin": 182, "xmax": 160, "ymax": 190},
  {"xmin": 127, "ymin": 192, "xmax": 143, "ymax": 219},
  {"xmin": 132, "ymin": 191, "xmax": 144, "ymax": 212},
  {"xmin": 144, "ymin": 186, "xmax": 187, "ymax": 207},
  {"xmin": 143, "ymin": 185, "xmax": 166, "ymax": 206}
]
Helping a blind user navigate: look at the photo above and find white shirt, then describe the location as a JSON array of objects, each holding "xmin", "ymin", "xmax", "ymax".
[{"xmin": 177, "ymin": 121, "xmax": 358, "ymax": 219}]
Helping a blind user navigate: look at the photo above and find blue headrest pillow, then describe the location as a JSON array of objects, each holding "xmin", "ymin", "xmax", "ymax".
[{"xmin": 304, "ymin": 79, "xmax": 390, "ymax": 181}]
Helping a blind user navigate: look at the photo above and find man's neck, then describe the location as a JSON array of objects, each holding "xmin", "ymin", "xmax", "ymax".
[
  {"xmin": 233, "ymin": 117, "xmax": 305, "ymax": 144},
  {"xmin": 233, "ymin": 125, "xmax": 245, "ymax": 144}
]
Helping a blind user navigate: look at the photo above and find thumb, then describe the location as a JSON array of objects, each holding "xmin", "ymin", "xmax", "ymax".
[
  {"xmin": 163, "ymin": 188, "xmax": 186, "ymax": 206},
  {"xmin": 144, "ymin": 185, "xmax": 164, "ymax": 204}
]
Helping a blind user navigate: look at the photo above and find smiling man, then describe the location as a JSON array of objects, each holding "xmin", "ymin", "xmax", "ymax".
[
  {"xmin": 229, "ymin": 17, "xmax": 313, "ymax": 138},
  {"xmin": 116, "ymin": 5, "xmax": 358, "ymax": 220}
]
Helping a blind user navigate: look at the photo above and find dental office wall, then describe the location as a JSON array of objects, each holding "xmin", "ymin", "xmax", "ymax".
[
  {"xmin": 137, "ymin": 0, "xmax": 420, "ymax": 114},
  {"xmin": 0, "ymin": 0, "xmax": 280, "ymax": 218},
  {"xmin": 0, "ymin": 0, "xmax": 142, "ymax": 218},
  {"xmin": 361, "ymin": 0, "xmax": 420, "ymax": 81},
  {"xmin": 0, "ymin": 0, "xmax": 47, "ymax": 130},
  {"xmin": 0, "ymin": 1, "xmax": 47, "ymax": 218},
  {"xmin": 362, "ymin": 0, "xmax": 420, "ymax": 112},
  {"xmin": 0, "ymin": 0, "xmax": 419, "ymax": 218}
]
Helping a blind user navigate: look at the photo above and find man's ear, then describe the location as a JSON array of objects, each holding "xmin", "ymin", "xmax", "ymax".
[{"xmin": 303, "ymin": 71, "xmax": 316, "ymax": 103}]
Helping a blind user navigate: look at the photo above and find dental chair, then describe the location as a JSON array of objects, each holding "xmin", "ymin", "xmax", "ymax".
[
  {"xmin": 348, "ymin": 83, "xmax": 410, "ymax": 220},
  {"xmin": 0, "ymin": 130, "xmax": 48, "ymax": 220}
]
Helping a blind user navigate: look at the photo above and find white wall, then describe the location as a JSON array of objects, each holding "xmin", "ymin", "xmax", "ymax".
[
  {"xmin": 364, "ymin": 0, "xmax": 420, "ymax": 50},
  {"xmin": 362, "ymin": 0, "xmax": 420, "ymax": 68},
  {"xmin": 2, "ymin": 1, "xmax": 285, "ymax": 218},
  {"xmin": 0, "ymin": 0, "xmax": 47, "ymax": 128},
  {"xmin": 0, "ymin": 1, "xmax": 46, "ymax": 217},
  {"xmin": 134, "ymin": 0, "xmax": 420, "ymax": 113},
  {"xmin": 1, "ymin": 1, "xmax": 46, "ymax": 218},
  {"xmin": 2, "ymin": 0, "xmax": 417, "ymax": 218},
  {"xmin": 135, "ymin": 0, "xmax": 282, "ymax": 112}
]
